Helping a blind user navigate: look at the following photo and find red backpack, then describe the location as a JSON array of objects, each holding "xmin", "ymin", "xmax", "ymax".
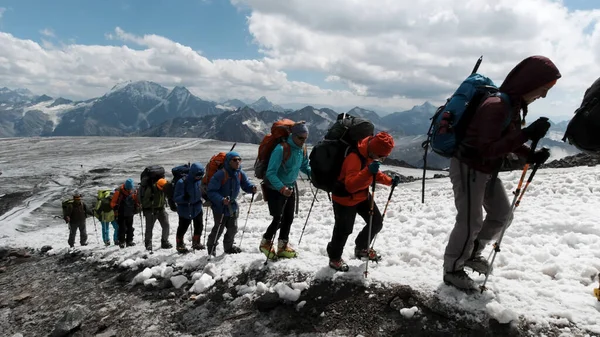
[
  {"xmin": 254, "ymin": 119, "xmax": 306, "ymax": 180},
  {"xmin": 201, "ymin": 153, "xmax": 241, "ymax": 198}
]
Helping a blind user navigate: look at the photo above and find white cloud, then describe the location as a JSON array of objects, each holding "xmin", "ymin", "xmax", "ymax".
[
  {"xmin": 1, "ymin": 0, "xmax": 600, "ymax": 119},
  {"xmin": 39, "ymin": 28, "xmax": 55, "ymax": 38}
]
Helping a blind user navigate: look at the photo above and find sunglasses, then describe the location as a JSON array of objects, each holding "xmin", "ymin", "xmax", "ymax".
[{"xmin": 231, "ymin": 158, "xmax": 242, "ymax": 162}]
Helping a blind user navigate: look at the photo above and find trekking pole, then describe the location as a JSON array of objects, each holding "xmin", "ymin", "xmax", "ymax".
[
  {"xmin": 203, "ymin": 205, "xmax": 209, "ymax": 246},
  {"xmin": 471, "ymin": 55, "xmax": 483, "ymax": 75},
  {"xmin": 91, "ymin": 215, "xmax": 100, "ymax": 244},
  {"xmin": 298, "ymin": 189, "xmax": 318, "ymax": 246},
  {"xmin": 364, "ymin": 174, "xmax": 377, "ymax": 278},
  {"xmin": 370, "ymin": 181, "xmax": 397, "ymax": 249},
  {"xmin": 208, "ymin": 197, "xmax": 229, "ymax": 261},
  {"xmin": 230, "ymin": 143, "xmax": 237, "ymax": 151},
  {"xmin": 480, "ymin": 138, "xmax": 542, "ymax": 292},
  {"xmin": 238, "ymin": 193, "xmax": 255, "ymax": 247},
  {"xmin": 138, "ymin": 212, "xmax": 144, "ymax": 242},
  {"xmin": 264, "ymin": 190, "xmax": 292, "ymax": 266}
]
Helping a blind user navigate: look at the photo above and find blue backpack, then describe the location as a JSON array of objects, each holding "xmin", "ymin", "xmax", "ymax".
[{"xmin": 427, "ymin": 73, "xmax": 510, "ymax": 158}]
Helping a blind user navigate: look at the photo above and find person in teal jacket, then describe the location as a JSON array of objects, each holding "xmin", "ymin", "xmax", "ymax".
[{"xmin": 259, "ymin": 122, "xmax": 311, "ymax": 259}]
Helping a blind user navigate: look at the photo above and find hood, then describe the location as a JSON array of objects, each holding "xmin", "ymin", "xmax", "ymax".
[
  {"xmin": 499, "ymin": 55, "xmax": 561, "ymax": 98},
  {"xmin": 189, "ymin": 162, "xmax": 204, "ymax": 178},
  {"xmin": 124, "ymin": 178, "xmax": 134, "ymax": 190},
  {"xmin": 224, "ymin": 151, "xmax": 241, "ymax": 172}
]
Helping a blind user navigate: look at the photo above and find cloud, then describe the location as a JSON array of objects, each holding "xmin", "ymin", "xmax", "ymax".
[
  {"xmin": 39, "ymin": 28, "xmax": 55, "ymax": 38},
  {"xmin": 1, "ymin": 0, "xmax": 600, "ymax": 119}
]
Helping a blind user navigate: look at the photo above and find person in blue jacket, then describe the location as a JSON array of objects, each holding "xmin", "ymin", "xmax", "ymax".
[
  {"xmin": 259, "ymin": 123, "xmax": 311, "ymax": 259},
  {"xmin": 173, "ymin": 162, "xmax": 205, "ymax": 253},
  {"xmin": 206, "ymin": 151, "xmax": 257, "ymax": 256}
]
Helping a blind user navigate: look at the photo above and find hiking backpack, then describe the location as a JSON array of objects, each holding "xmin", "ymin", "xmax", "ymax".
[
  {"xmin": 62, "ymin": 199, "xmax": 73, "ymax": 218},
  {"xmin": 309, "ymin": 113, "xmax": 374, "ymax": 194},
  {"xmin": 201, "ymin": 153, "xmax": 241, "ymax": 199},
  {"xmin": 254, "ymin": 119, "xmax": 306, "ymax": 180},
  {"xmin": 139, "ymin": 165, "xmax": 166, "ymax": 208},
  {"xmin": 95, "ymin": 189, "xmax": 113, "ymax": 218},
  {"xmin": 425, "ymin": 73, "xmax": 511, "ymax": 159},
  {"xmin": 562, "ymin": 76, "xmax": 600, "ymax": 155}
]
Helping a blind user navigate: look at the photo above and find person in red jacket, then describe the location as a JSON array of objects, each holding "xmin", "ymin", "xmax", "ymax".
[
  {"xmin": 327, "ymin": 131, "xmax": 400, "ymax": 272},
  {"xmin": 443, "ymin": 55, "xmax": 561, "ymax": 290}
]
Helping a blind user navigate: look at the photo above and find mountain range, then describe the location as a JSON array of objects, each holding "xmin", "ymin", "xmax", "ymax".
[{"xmin": 0, "ymin": 81, "xmax": 580, "ymax": 168}]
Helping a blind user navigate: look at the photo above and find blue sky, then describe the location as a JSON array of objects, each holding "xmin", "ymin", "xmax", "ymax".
[{"xmin": 0, "ymin": 0, "xmax": 599, "ymax": 118}]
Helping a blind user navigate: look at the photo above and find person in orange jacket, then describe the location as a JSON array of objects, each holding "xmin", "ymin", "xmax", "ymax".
[
  {"xmin": 327, "ymin": 131, "xmax": 400, "ymax": 272},
  {"xmin": 111, "ymin": 178, "xmax": 140, "ymax": 248}
]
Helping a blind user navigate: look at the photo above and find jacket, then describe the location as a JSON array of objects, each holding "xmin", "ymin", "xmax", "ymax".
[
  {"xmin": 207, "ymin": 152, "xmax": 255, "ymax": 217},
  {"xmin": 173, "ymin": 162, "xmax": 205, "ymax": 219},
  {"xmin": 459, "ymin": 56, "xmax": 561, "ymax": 173},
  {"xmin": 332, "ymin": 137, "xmax": 392, "ymax": 207},
  {"xmin": 265, "ymin": 136, "xmax": 311, "ymax": 191},
  {"xmin": 140, "ymin": 184, "xmax": 166, "ymax": 210},
  {"xmin": 65, "ymin": 200, "xmax": 91, "ymax": 224},
  {"xmin": 111, "ymin": 185, "xmax": 140, "ymax": 217},
  {"xmin": 95, "ymin": 198, "xmax": 115, "ymax": 222}
]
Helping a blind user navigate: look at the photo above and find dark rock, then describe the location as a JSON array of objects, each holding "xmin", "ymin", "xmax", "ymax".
[
  {"xmin": 89, "ymin": 168, "xmax": 112, "ymax": 174},
  {"xmin": 543, "ymin": 152, "xmax": 600, "ymax": 169},
  {"xmin": 50, "ymin": 304, "xmax": 88, "ymax": 337},
  {"xmin": 433, "ymin": 174, "xmax": 447, "ymax": 179},
  {"xmin": 116, "ymin": 270, "xmax": 138, "ymax": 283},
  {"xmin": 8, "ymin": 249, "xmax": 30, "ymax": 258},
  {"xmin": 255, "ymin": 292, "xmax": 280, "ymax": 312},
  {"xmin": 160, "ymin": 278, "xmax": 173, "ymax": 289},
  {"xmin": 40, "ymin": 245, "xmax": 53, "ymax": 253}
]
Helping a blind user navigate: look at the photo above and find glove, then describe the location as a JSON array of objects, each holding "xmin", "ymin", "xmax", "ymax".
[
  {"xmin": 252, "ymin": 186, "xmax": 258, "ymax": 194},
  {"xmin": 279, "ymin": 187, "xmax": 293, "ymax": 197},
  {"xmin": 368, "ymin": 161, "xmax": 381, "ymax": 174},
  {"xmin": 523, "ymin": 118, "xmax": 550, "ymax": 140},
  {"xmin": 391, "ymin": 175, "xmax": 401, "ymax": 187},
  {"xmin": 223, "ymin": 197, "xmax": 231, "ymax": 206},
  {"xmin": 527, "ymin": 149, "xmax": 550, "ymax": 165}
]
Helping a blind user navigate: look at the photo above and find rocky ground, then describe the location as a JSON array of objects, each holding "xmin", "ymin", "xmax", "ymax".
[
  {"xmin": 544, "ymin": 152, "xmax": 600, "ymax": 169},
  {"xmin": 0, "ymin": 246, "xmax": 587, "ymax": 337}
]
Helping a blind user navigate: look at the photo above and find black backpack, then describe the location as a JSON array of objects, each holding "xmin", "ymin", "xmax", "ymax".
[
  {"xmin": 309, "ymin": 113, "xmax": 374, "ymax": 195},
  {"xmin": 563, "ymin": 77, "xmax": 600, "ymax": 155},
  {"xmin": 165, "ymin": 164, "xmax": 190, "ymax": 211},
  {"xmin": 139, "ymin": 165, "xmax": 166, "ymax": 208}
]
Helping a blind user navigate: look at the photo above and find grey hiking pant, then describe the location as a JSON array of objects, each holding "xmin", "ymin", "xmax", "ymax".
[
  {"xmin": 143, "ymin": 208, "xmax": 170, "ymax": 243},
  {"xmin": 68, "ymin": 221, "xmax": 88, "ymax": 246},
  {"xmin": 207, "ymin": 212, "xmax": 238, "ymax": 251},
  {"xmin": 443, "ymin": 158, "xmax": 511, "ymax": 272}
]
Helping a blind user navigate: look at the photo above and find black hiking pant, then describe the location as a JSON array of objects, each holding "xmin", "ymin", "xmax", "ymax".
[
  {"xmin": 327, "ymin": 196, "xmax": 383, "ymax": 260},
  {"xmin": 176, "ymin": 213, "xmax": 203, "ymax": 242},
  {"xmin": 68, "ymin": 221, "xmax": 88, "ymax": 247},
  {"xmin": 118, "ymin": 215, "xmax": 135, "ymax": 244},
  {"xmin": 207, "ymin": 212, "xmax": 238, "ymax": 251},
  {"xmin": 263, "ymin": 188, "xmax": 295, "ymax": 242}
]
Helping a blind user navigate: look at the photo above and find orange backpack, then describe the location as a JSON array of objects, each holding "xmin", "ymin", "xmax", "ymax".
[
  {"xmin": 201, "ymin": 153, "xmax": 241, "ymax": 198},
  {"xmin": 254, "ymin": 119, "xmax": 306, "ymax": 180}
]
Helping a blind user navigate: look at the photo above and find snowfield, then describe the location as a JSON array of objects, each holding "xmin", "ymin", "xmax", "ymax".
[{"xmin": 0, "ymin": 137, "xmax": 599, "ymax": 336}]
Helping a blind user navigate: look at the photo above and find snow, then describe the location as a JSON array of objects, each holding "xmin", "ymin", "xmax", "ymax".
[
  {"xmin": 215, "ymin": 104, "xmax": 236, "ymax": 111},
  {"xmin": 1, "ymin": 137, "xmax": 600, "ymax": 335},
  {"xmin": 21, "ymin": 99, "xmax": 90, "ymax": 127},
  {"xmin": 399, "ymin": 306, "xmax": 418, "ymax": 318},
  {"xmin": 242, "ymin": 118, "xmax": 268, "ymax": 134},
  {"xmin": 312, "ymin": 109, "xmax": 333, "ymax": 121}
]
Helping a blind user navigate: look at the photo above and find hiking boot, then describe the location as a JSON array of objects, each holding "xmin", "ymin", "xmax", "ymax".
[
  {"xmin": 354, "ymin": 248, "xmax": 381, "ymax": 261},
  {"xmin": 225, "ymin": 246, "xmax": 242, "ymax": 254},
  {"xmin": 104, "ymin": 241, "xmax": 110, "ymax": 246},
  {"xmin": 329, "ymin": 259, "xmax": 349, "ymax": 272},
  {"xmin": 161, "ymin": 240, "xmax": 173, "ymax": 249},
  {"xmin": 119, "ymin": 243, "xmax": 125, "ymax": 249},
  {"xmin": 192, "ymin": 235, "xmax": 205, "ymax": 250},
  {"xmin": 259, "ymin": 238, "xmax": 277, "ymax": 260},
  {"xmin": 114, "ymin": 240, "xmax": 120, "ymax": 246},
  {"xmin": 277, "ymin": 240, "xmax": 297, "ymax": 259},
  {"xmin": 464, "ymin": 255, "xmax": 489, "ymax": 275},
  {"xmin": 69, "ymin": 244, "xmax": 74, "ymax": 248},
  {"xmin": 443, "ymin": 270, "xmax": 477, "ymax": 290},
  {"xmin": 126, "ymin": 241, "xmax": 136, "ymax": 247},
  {"xmin": 176, "ymin": 244, "xmax": 189, "ymax": 254},
  {"xmin": 80, "ymin": 242, "xmax": 88, "ymax": 246}
]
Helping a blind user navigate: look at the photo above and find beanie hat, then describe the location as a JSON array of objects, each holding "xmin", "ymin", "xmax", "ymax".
[
  {"xmin": 156, "ymin": 178, "xmax": 167, "ymax": 191},
  {"xmin": 125, "ymin": 178, "xmax": 134, "ymax": 190},
  {"xmin": 369, "ymin": 132, "xmax": 395, "ymax": 157},
  {"xmin": 291, "ymin": 123, "xmax": 309, "ymax": 136}
]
